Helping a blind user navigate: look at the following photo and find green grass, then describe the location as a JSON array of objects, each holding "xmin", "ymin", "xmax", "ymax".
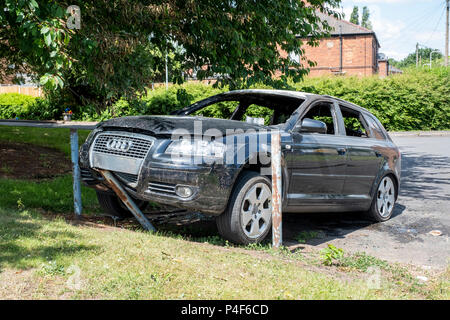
[
  {"xmin": 340, "ymin": 252, "xmax": 391, "ymax": 272},
  {"xmin": 0, "ymin": 126, "xmax": 91, "ymax": 156},
  {"xmin": 0, "ymin": 208, "xmax": 448, "ymax": 299},
  {"xmin": 0, "ymin": 127, "xmax": 99, "ymax": 214},
  {"xmin": 1, "ymin": 165, "xmax": 12, "ymax": 174},
  {"xmin": 0, "ymin": 175, "xmax": 100, "ymax": 213}
]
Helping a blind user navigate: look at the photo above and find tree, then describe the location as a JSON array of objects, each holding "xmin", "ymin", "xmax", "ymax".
[
  {"xmin": 361, "ymin": 6, "xmax": 372, "ymax": 30},
  {"xmin": 350, "ymin": 6, "xmax": 359, "ymax": 25},
  {"xmin": 389, "ymin": 48, "xmax": 443, "ymax": 68},
  {"xmin": 1, "ymin": 0, "xmax": 342, "ymax": 110}
]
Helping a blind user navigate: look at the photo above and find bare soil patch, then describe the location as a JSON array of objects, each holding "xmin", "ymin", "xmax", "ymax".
[{"xmin": 0, "ymin": 142, "xmax": 71, "ymax": 180}]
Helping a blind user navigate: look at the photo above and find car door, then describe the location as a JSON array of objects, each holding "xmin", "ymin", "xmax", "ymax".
[
  {"xmin": 336, "ymin": 103, "xmax": 384, "ymax": 199},
  {"xmin": 285, "ymin": 100, "xmax": 348, "ymax": 209}
]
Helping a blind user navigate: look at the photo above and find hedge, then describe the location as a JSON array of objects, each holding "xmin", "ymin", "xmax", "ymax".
[
  {"xmin": 1, "ymin": 67, "xmax": 449, "ymax": 131},
  {"xmin": 0, "ymin": 93, "xmax": 59, "ymax": 120},
  {"xmin": 290, "ymin": 67, "xmax": 450, "ymax": 131}
]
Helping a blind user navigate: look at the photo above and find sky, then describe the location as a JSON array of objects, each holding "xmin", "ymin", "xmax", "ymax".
[{"xmin": 339, "ymin": 0, "xmax": 448, "ymax": 60}]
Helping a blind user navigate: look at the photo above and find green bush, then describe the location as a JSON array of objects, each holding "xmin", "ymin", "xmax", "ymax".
[
  {"xmin": 0, "ymin": 93, "xmax": 58, "ymax": 120},
  {"xmin": 0, "ymin": 93, "xmax": 36, "ymax": 119},
  {"xmin": 290, "ymin": 67, "xmax": 450, "ymax": 131},
  {"xmin": 2, "ymin": 67, "xmax": 449, "ymax": 131},
  {"xmin": 77, "ymin": 83, "xmax": 227, "ymax": 121}
]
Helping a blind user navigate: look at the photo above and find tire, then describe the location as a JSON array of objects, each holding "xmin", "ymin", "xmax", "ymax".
[
  {"xmin": 365, "ymin": 175, "xmax": 397, "ymax": 222},
  {"xmin": 216, "ymin": 171, "xmax": 272, "ymax": 245},
  {"xmin": 96, "ymin": 191, "xmax": 148, "ymax": 219}
]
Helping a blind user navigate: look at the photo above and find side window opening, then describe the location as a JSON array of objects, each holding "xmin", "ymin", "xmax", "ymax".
[
  {"xmin": 340, "ymin": 105, "xmax": 370, "ymax": 138},
  {"xmin": 364, "ymin": 114, "xmax": 387, "ymax": 140},
  {"xmin": 301, "ymin": 103, "xmax": 336, "ymax": 135}
]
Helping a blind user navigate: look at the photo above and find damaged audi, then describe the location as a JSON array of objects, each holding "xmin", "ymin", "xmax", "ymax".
[{"xmin": 79, "ymin": 89, "xmax": 401, "ymax": 245}]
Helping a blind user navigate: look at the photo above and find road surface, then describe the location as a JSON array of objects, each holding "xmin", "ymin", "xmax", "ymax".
[{"xmin": 283, "ymin": 135, "xmax": 450, "ymax": 270}]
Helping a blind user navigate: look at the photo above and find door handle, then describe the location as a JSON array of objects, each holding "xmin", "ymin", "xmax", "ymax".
[{"xmin": 337, "ymin": 147, "xmax": 347, "ymax": 155}]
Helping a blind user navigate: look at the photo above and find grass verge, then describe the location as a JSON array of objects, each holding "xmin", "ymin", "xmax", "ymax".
[
  {"xmin": 0, "ymin": 126, "xmax": 99, "ymax": 214},
  {"xmin": 0, "ymin": 208, "xmax": 448, "ymax": 299},
  {"xmin": 0, "ymin": 126, "xmax": 91, "ymax": 156}
]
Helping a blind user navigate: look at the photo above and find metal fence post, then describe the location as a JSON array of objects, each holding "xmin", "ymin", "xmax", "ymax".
[
  {"xmin": 70, "ymin": 129, "xmax": 82, "ymax": 217},
  {"xmin": 271, "ymin": 131, "xmax": 282, "ymax": 248},
  {"xmin": 98, "ymin": 170, "xmax": 156, "ymax": 232}
]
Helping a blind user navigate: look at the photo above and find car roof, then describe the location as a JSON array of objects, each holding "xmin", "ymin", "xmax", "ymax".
[
  {"xmin": 222, "ymin": 89, "xmax": 311, "ymax": 100},
  {"xmin": 224, "ymin": 89, "xmax": 372, "ymax": 115},
  {"xmin": 322, "ymin": 95, "xmax": 372, "ymax": 115}
]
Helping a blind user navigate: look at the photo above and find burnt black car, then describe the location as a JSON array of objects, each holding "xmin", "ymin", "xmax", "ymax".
[{"xmin": 79, "ymin": 89, "xmax": 401, "ymax": 244}]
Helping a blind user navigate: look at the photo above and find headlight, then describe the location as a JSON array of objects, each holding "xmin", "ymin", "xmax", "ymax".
[{"xmin": 165, "ymin": 139, "xmax": 225, "ymax": 158}]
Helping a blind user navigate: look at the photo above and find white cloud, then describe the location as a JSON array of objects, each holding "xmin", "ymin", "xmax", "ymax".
[{"xmin": 340, "ymin": 3, "xmax": 443, "ymax": 60}]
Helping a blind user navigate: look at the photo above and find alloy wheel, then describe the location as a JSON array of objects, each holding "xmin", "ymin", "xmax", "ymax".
[
  {"xmin": 241, "ymin": 182, "xmax": 272, "ymax": 239},
  {"xmin": 376, "ymin": 176, "xmax": 395, "ymax": 218}
]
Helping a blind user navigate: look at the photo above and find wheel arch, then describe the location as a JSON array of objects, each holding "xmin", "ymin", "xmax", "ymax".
[
  {"xmin": 227, "ymin": 151, "xmax": 290, "ymax": 207},
  {"xmin": 371, "ymin": 169, "xmax": 400, "ymax": 201}
]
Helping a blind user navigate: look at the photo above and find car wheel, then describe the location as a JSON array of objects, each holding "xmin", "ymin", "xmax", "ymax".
[
  {"xmin": 96, "ymin": 191, "xmax": 148, "ymax": 219},
  {"xmin": 216, "ymin": 171, "xmax": 272, "ymax": 245},
  {"xmin": 366, "ymin": 175, "xmax": 397, "ymax": 222}
]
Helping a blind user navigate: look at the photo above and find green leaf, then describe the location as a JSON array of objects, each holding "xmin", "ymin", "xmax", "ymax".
[
  {"xmin": 39, "ymin": 75, "xmax": 49, "ymax": 85},
  {"xmin": 29, "ymin": 0, "xmax": 38, "ymax": 10},
  {"xmin": 44, "ymin": 33, "xmax": 52, "ymax": 46}
]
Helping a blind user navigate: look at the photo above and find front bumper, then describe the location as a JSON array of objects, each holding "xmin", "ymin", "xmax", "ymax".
[
  {"xmin": 131, "ymin": 162, "xmax": 237, "ymax": 214},
  {"xmin": 80, "ymin": 140, "xmax": 238, "ymax": 215}
]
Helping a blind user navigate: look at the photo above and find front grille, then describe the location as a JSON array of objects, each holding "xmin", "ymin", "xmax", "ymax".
[
  {"xmin": 148, "ymin": 182, "xmax": 177, "ymax": 196},
  {"xmin": 114, "ymin": 172, "xmax": 138, "ymax": 185},
  {"xmin": 92, "ymin": 133, "xmax": 153, "ymax": 159}
]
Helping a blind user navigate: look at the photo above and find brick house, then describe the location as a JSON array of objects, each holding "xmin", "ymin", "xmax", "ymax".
[{"xmin": 290, "ymin": 12, "xmax": 384, "ymax": 77}]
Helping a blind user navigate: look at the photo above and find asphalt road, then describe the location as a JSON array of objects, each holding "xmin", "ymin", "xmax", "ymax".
[{"xmin": 283, "ymin": 135, "xmax": 450, "ymax": 270}]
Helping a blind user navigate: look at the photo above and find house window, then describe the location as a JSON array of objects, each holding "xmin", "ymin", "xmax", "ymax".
[{"xmin": 289, "ymin": 51, "xmax": 300, "ymax": 64}]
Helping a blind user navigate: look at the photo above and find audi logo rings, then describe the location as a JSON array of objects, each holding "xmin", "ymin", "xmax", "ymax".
[{"xmin": 106, "ymin": 139, "xmax": 133, "ymax": 152}]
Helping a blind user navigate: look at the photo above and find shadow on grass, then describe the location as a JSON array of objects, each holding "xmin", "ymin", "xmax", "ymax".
[
  {"xmin": 0, "ymin": 209, "xmax": 98, "ymax": 272},
  {"xmin": 136, "ymin": 203, "xmax": 406, "ymax": 250}
]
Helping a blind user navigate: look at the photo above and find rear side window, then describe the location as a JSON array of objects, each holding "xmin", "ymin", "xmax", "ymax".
[
  {"xmin": 339, "ymin": 105, "xmax": 370, "ymax": 138},
  {"xmin": 363, "ymin": 114, "xmax": 387, "ymax": 140}
]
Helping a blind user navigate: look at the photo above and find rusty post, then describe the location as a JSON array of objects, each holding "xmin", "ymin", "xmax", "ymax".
[
  {"xmin": 271, "ymin": 131, "xmax": 282, "ymax": 248},
  {"xmin": 70, "ymin": 129, "xmax": 82, "ymax": 217},
  {"xmin": 98, "ymin": 169, "xmax": 156, "ymax": 232}
]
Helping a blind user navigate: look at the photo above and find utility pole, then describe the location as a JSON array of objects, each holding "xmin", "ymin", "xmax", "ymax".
[
  {"xmin": 445, "ymin": 0, "xmax": 449, "ymax": 66},
  {"xmin": 416, "ymin": 43, "xmax": 419, "ymax": 67},
  {"xmin": 165, "ymin": 52, "xmax": 169, "ymax": 90},
  {"xmin": 339, "ymin": 25, "xmax": 343, "ymax": 74}
]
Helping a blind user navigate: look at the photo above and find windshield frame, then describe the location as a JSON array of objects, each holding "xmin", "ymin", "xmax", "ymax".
[{"xmin": 171, "ymin": 91, "xmax": 307, "ymax": 129}]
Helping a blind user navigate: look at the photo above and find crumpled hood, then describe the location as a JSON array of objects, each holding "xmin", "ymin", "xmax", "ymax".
[{"xmin": 99, "ymin": 115, "xmax": 268, "ymax": 136}]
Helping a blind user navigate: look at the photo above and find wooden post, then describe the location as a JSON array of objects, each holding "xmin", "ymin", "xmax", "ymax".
[{"xmin": 271, "ymin": 131, "xmax": 282, "ymax": 248}]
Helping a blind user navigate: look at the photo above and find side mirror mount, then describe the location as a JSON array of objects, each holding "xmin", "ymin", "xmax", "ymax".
[{"xmin": 295, "ymin": 118, "xmax": 327, "ymax": 134}]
